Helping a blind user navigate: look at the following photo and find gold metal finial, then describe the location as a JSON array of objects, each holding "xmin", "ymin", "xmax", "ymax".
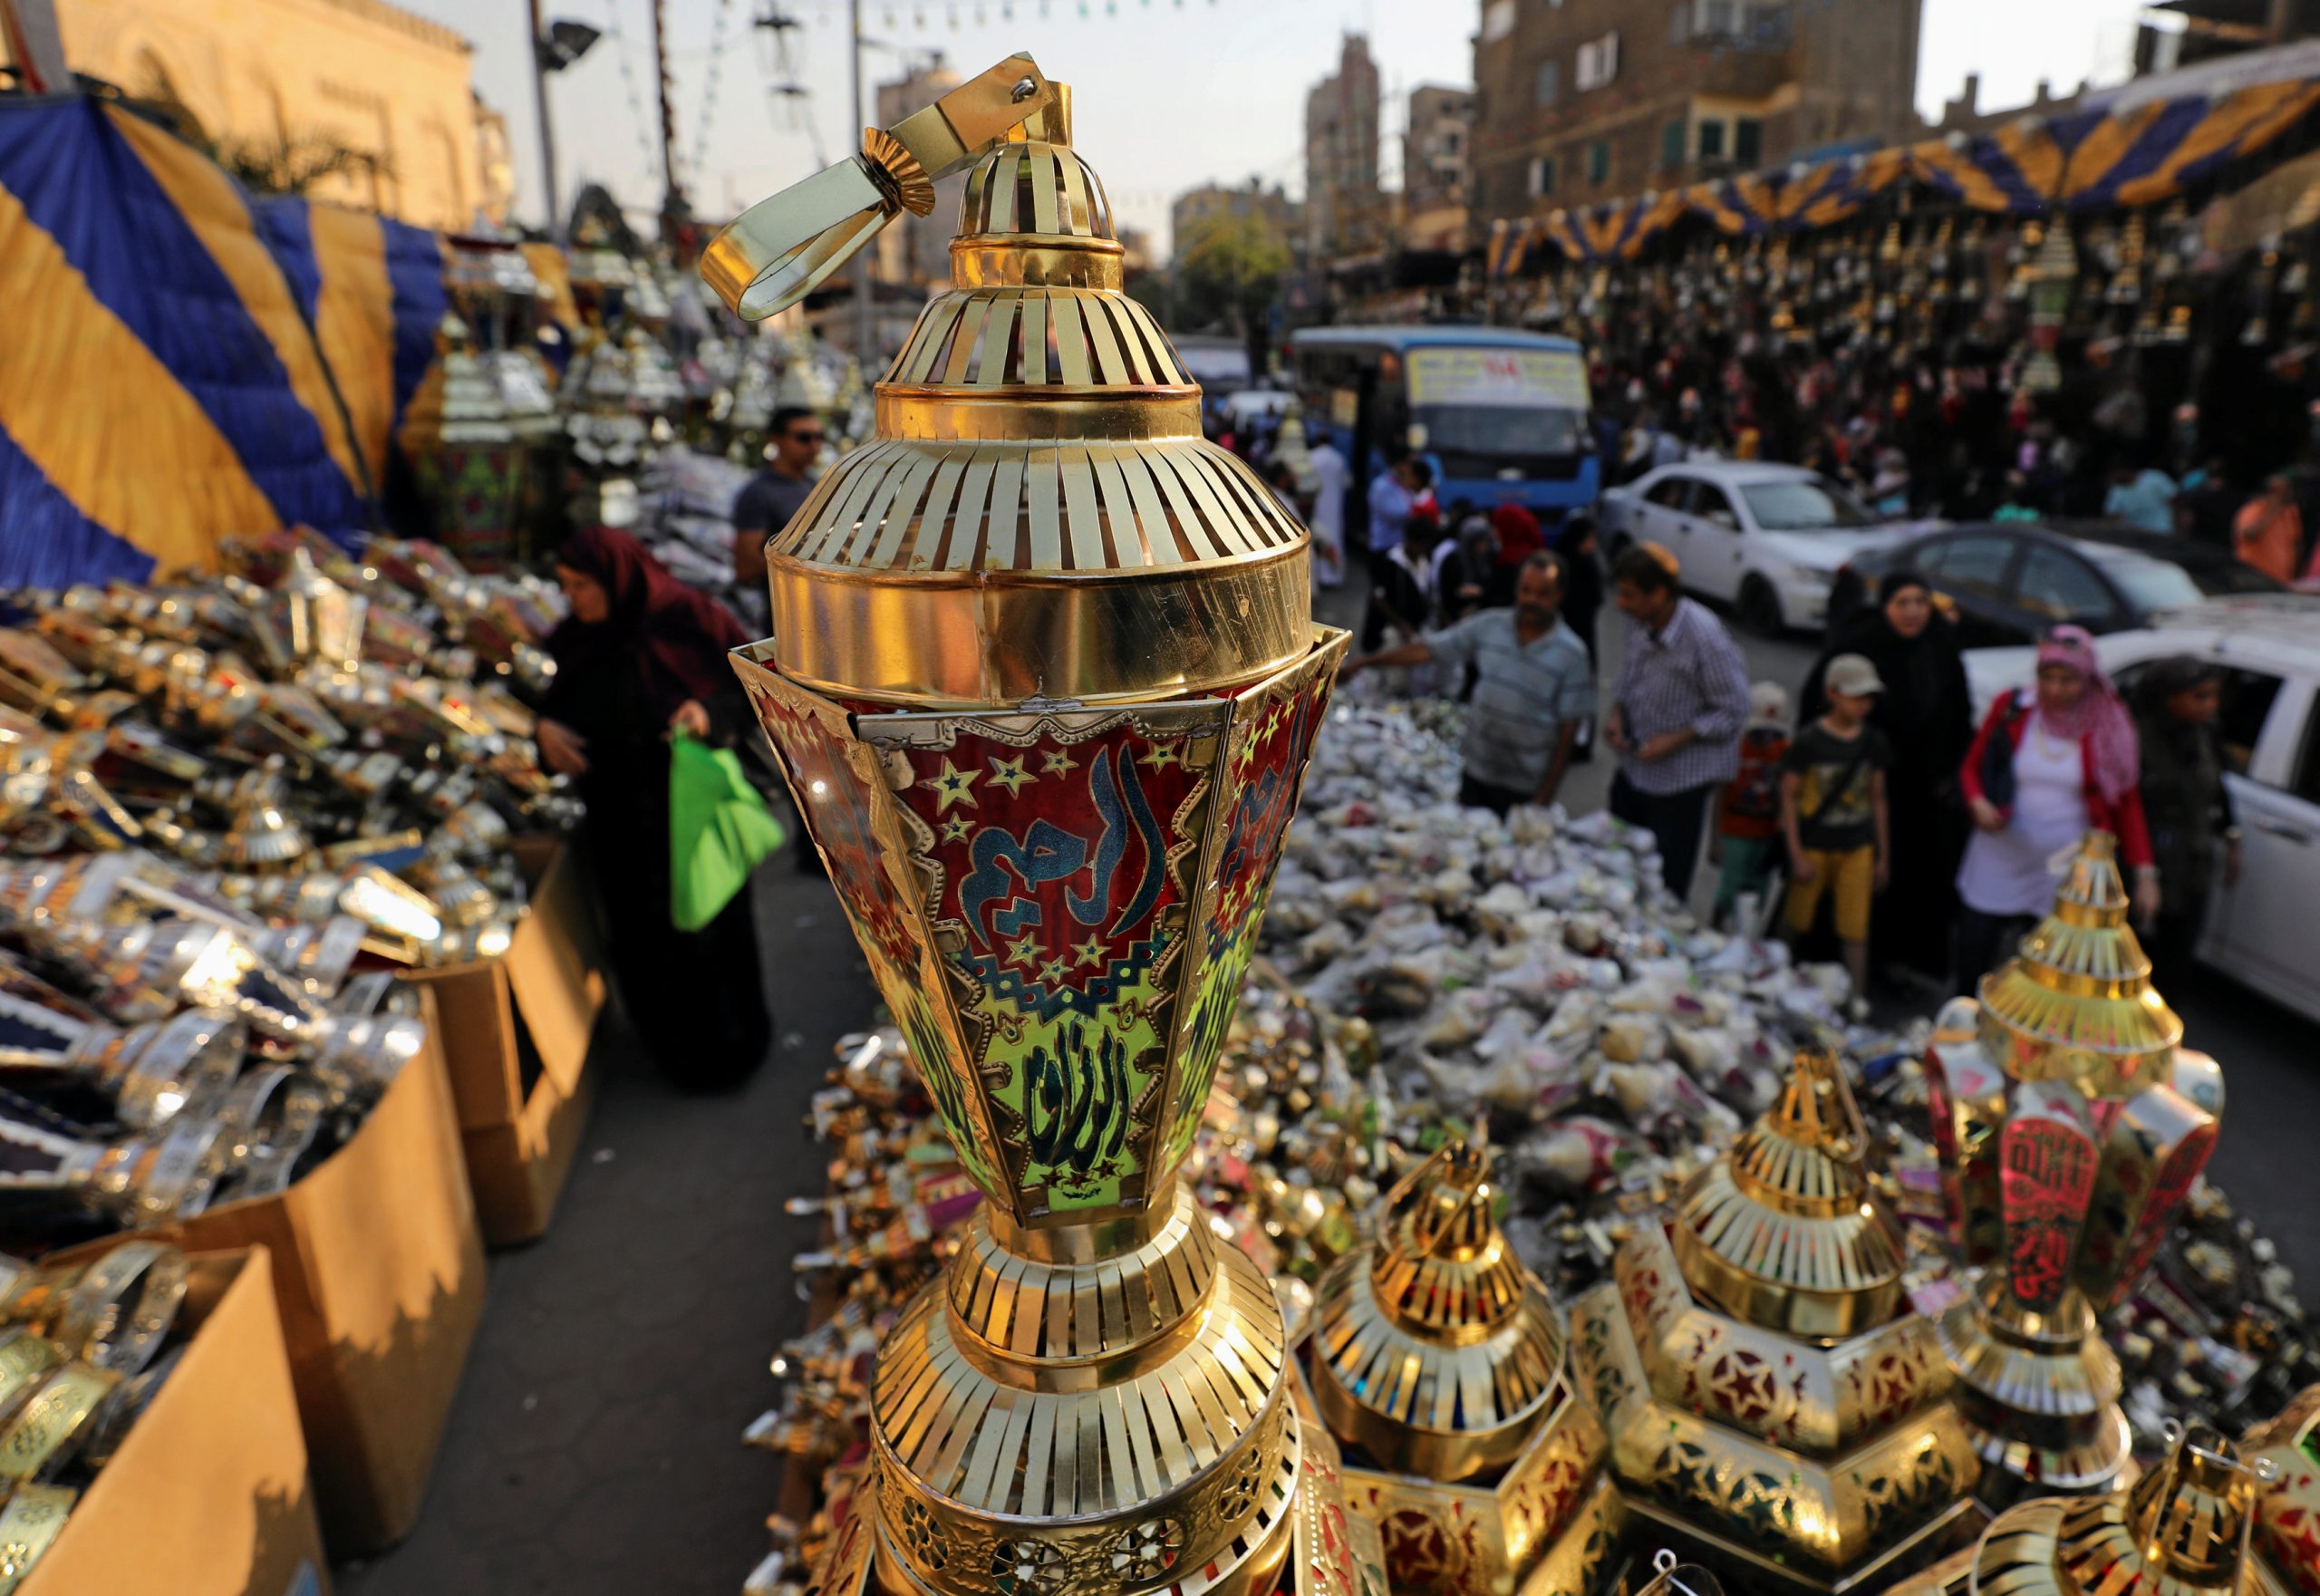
[
  {"xmin": 1975, "ymin": 830, "xmax": 2183, "ymax": 1096},
  {"xmin": 700, "ymin": 53, "xmax": 1056, "ymax": 320},
  {"xmin": 754, "ymin": 95, "xmax": 1311, "ymax": 710},
  {"xmin": 1672, "ymin": 1048, "xmax": 1907, "ymax": 1340}
]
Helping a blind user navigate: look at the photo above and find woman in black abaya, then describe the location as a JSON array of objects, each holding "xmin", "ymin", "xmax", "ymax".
[
  {"xmin": 1799, "ymin": 571, "xmax": 1973, "ymax": 984},
  {"xmin": 536, "ymin": 528, "xmax": 771, "ymax": 1088}
]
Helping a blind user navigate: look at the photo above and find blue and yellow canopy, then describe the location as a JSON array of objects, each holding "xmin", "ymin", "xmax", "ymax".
[
  {"xmin": 255, "ymin": 195, "xmax": 449, "ymax": 490},
  {"xmin": 1489, "ymin": 73, "xmax": 2320, "ymax": 277},
  {"xmin": 0, "ymin": 96, "xmax": 380, "ymax": 585}
]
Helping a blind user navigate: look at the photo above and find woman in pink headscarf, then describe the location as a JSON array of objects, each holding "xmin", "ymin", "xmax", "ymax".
[{"xmin": 1950, "ymin": 625, "xmax": 2156, "ymax": 991}]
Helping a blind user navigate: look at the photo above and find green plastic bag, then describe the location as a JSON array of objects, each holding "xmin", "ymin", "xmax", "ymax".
[{"xmin": 669, "ymin": 732, "xmax": 788, "ymax": 932}]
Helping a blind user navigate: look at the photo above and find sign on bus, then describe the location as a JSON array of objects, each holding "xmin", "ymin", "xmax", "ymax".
[{"xmin": 1405, "ymin": 347, "xmax": 1590, "ymax": 411}]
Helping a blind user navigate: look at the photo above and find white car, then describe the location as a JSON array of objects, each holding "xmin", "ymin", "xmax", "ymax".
[
  {"xmin": 1964, "ymin": 595, "xmax": 2320, "ymax": 1024},
  {"xmin": 1599, "ymin": 461, "xmax": 1928, "ymax": 634}
]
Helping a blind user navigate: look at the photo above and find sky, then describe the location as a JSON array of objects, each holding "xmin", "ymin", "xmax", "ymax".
[{"xmin": 396, "ymin": 0, "xmax": 2155, "ymax": 258}]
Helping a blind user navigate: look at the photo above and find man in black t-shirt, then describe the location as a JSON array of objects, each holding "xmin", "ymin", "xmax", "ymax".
[
  {"xmin": 730, "ymin": 406, "xmax": 825, "ymax": 586},
  {"xmin": 1779, "ymin": 653, "xmax": 1893, "ymax": 1013}
]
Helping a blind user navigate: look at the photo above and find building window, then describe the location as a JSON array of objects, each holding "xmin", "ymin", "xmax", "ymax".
[
  {"xmin": 1659, "ymin": 119, "xmax": 1686, "ymax": 169},
  {"xmin": 1697, "ymin": 118, "xmax": 1726, "ymax": 160},
  {"xmin": 1745, "ymin": 2, "xmax": 1790, "ymax": 44},
  {"xmin": 1534, "ymin": 59, "xmax": 1560, "ymax": 106},
  {"xmin": 1696, "ymin": 0, "xmax": 1736, "ymax": 34},
  {"xmin": 1528, "ymin": 155, "xmax": 1556, "ymax": 198},
  {"xmin": 1587, "ymin": 140, "xmax": 1610, "ymax": 185},
  {"xmin": 1671, "ymin": 2, "xmax": 1690, "ymax": 41},
  {"xmin": 1735, "ymin": 117, "xmax": 1763, "ymax": 163},
  {"xmin": 1483, "ymin": 0, "xmax": 1516, "ymax": 42},
  {"xmin": 1575, "ymin": 33, "xmax": 1621, "ymax": 92}
]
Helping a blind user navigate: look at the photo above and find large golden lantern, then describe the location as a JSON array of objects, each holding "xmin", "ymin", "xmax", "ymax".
[
  {"xmin": 703, "ymin": 55, "xmax": 1356, "ymax": 1596},
  {"xmin": 1922, "ymin": 832, "xmax": 2221, "ymax": 1504},
  {"xmin": 1569, "ymin": 1048, "xmax": 1981, "ymax": 1592}
]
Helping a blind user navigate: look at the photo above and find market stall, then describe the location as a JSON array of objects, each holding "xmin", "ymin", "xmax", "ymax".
[{"xmin": 0, "ymin": 528, "xmax": 610, "ymax": 1572}]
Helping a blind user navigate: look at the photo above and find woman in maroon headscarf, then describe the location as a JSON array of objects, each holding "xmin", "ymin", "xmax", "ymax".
[{"xmin": 537, "ymin": 528, "xmax": 769, "ymax": 1087}]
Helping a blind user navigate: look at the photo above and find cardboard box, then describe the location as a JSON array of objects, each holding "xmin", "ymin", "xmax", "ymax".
[
  {"xmin": 458, "ymin": 1047, "xmax": 598, "ymax": 1246},
  {"xmin": 401, "ymin": 836, "xmax": 605, "ymax": 1244},
  {"xmin": 84, "ymin": 992, "xmax": 487, "ymax": 1556},
  {"xmin": 21, "ymin": 1247, "xmax": 331, "ymax": 1596}
]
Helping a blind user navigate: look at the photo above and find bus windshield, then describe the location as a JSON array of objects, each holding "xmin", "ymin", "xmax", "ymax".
[{"xmin": 1416, "ymin": 403, "xmax": 1588, "ymax": 472}]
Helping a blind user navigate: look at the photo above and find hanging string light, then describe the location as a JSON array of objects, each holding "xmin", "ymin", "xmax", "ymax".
[{"xmin": 686, "ymin": 0, "xmax": 739, "ymax": 188}]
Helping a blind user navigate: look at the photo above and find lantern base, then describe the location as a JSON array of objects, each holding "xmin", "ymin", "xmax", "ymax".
[
  {"xmin": 865, "ymin": 1186, "xmax": 1303, "ymax": 1596},
  {"xmin": 1930, "ymin": 1277, "xmax": 2130, "ymax": 1506}
]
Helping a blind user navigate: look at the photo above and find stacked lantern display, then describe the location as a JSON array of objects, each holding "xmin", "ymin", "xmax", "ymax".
[
  {"xmin": 1569, "ymin": 1047, "xmax": 1980, "ymax": 1591},
  {"xmin": 704, "ymin": 55, "xmax": 1368, "ymax": 1596},
  {"xmin": 1922, "ymin": 832, "xmax": 2222, "ymax": 1503}
]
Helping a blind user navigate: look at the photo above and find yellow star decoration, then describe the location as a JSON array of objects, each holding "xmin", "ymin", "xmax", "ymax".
[
  {"xmin": 1235, "ymin": 722, "xmax": 1263, "ymax": 769},
  {"xmin": 920, "ymin": 758, "xmax": 979, "ymax": 812},
  {"xmin": 940, "ymin": 816, "xmax": 973, "ymax": 844},
  {"xmin": 1040, "ymin": 750, "xmax": 1079, "ymax": 775},
  {"xmin": 1038, "ymin": 956, "xmax": 1072, "ymax": 984},
  {"xmin": 1139, "ymin": 740, "xmax": 1181, "ymax": 770},
  {"xmin": 987, "ymin": 755, "xmax": 1032, "ymax": 796},
  {"xmin": 1262, "ymin": 701, "xmax": 1288, "ymax": 740},
  {"xmin": 1071, "ymin": 934, "xmax": 1106, "ymax": 969},
  {"xmin": 1005, "ymin": 932, "xmax": 1043, "ymax": 966}
]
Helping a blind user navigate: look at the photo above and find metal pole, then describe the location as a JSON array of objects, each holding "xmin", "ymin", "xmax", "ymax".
[
  {"xmin": 651, "ymin": 0, "xmax": 682, "ymax": 241},
  {"xmin": 527, "ymin": 0, "xmax": 563, "ymax": 239},
  {"xmin": 850, "ymin": 0, "xmax": 875, "ymax": 361}
]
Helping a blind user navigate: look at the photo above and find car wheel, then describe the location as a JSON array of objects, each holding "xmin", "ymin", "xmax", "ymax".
[{"xmin": 1737, "ymin": 576, "xmax": 1785, "ymax": 636}]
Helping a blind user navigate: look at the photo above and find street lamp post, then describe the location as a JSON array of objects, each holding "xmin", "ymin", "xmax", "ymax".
[{"xmin": 527, "ymin": 0, "xmax": 561, "ymax": 238}]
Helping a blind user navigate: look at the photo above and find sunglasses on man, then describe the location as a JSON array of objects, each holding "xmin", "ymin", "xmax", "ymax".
[{"xmin": 786, "ymin": 429, "xmax": 825, "ymax": 445}]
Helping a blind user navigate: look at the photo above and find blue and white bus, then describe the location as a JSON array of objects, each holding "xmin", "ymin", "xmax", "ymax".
[{"xmin": 1290, "ymin": 326, "xmax": 1598, "ymax": 534}]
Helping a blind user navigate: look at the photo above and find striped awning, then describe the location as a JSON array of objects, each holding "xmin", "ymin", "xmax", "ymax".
[
  {"xmin": 1907, "ymin": 76, "xmax": 2320, "ymax": 212},
  {"xmin": 0, "ymin": 96, "xmax": 371, "ymax": 586},
  {"xmin": 1487, "ymin": 70, "xmax": 2320, "ymax": 277},
  {"xmin": 255, "ymin": 197, "xmax": 450, "ymax": 490}
]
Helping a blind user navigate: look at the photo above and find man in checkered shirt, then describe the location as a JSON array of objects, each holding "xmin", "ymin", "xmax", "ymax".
[{"xmin": 1603, "ymin": 543, "xmax": 1752, "ymax": 904}]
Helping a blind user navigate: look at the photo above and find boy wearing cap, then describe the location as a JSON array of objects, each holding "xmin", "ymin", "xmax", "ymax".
[{"xmin": 1779, "ymin": 653, "xmax": 1893, "ymax": 1013}]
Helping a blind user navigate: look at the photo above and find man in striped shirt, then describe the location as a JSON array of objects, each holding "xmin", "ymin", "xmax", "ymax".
[
  {"xmin": 1339, "ymin": 552, "xmax": 1594, "ymax": 817},
  {"xmin": 1604, "ymin": 544, "xmax": 1752, "ymax": 903}
]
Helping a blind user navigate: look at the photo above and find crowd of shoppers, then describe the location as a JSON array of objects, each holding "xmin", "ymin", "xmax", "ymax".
[{"xmin": 1336, "ymin": 499, "xmax": 2247, "ymax": 1009}]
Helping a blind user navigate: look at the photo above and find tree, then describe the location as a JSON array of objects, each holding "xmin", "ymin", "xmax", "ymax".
[
  {"xmin": 1173, "ymin": 211, "xmax": 1291, "ymax": 378},
  {"xmin": 209, "ymin": 133, "xmax": 392, "ymax": 200},
  {"xmin": 1125, "ymin": 268, "xmax": 1176, "ymax": 329}
]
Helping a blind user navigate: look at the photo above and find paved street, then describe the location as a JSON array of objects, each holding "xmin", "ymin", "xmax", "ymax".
[{"xmin": 339, "ymin": 580, "xmax": 2320, "ymax": 1594}]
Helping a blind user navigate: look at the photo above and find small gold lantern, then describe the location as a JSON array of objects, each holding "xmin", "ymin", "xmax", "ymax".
[
  {"xmin": 1297, "ymin": 1140, "xmax": 1625, "ymax": 1596},
  {"xmin": 702, "ymin": 54, "xmax": 1356, "ymax": 1596},
  {"xmin": 1959, "ymin": 1423, "xmax": 2276, "ymax": 1596},
  {"xmin": 1570, "ymin": 1049, "xmax": 1981, "ymax": 1592}
]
